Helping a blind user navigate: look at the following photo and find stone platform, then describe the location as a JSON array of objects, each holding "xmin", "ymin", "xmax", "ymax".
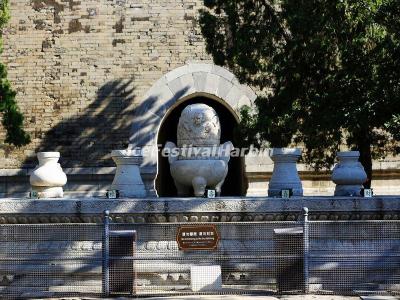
[
  {"xmin": 0, "ymin": 196, "xmax": 399, "ymax": 224},
  {"xmin": 0, "ymin": 196, "xmax": 399, "ymax": 297}
]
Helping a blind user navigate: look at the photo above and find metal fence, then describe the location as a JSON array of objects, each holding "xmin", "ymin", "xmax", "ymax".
[
  {"xmin": 0, "ymin": 224, "xmax": 103, "ymax": 299},
  {"xmin": 0, "ymin": 209, "xmax": 399, "ymax": 298},
  {"xmin": 308, "ymin": 219, "xmax": 400, "ymax": 294}
]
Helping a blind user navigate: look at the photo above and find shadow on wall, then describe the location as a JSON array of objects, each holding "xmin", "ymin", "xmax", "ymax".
[
  {"xmin": 128, "ymin": 87, "xmax": 190, "ymax": 151},
  {"xmin": 14, "ymin": 82, "xmax": 193, "ymax": 196},
  {"xmin": 26, "ymin": 82, "xmax": 190, "ymax": 169},
  {"xmin": 20, "ymin": 82, "xmax": 245, "ymax": 197},
  {"xmin": 24, "ymin": 80, "xmax": 137, "ymax": 168}
]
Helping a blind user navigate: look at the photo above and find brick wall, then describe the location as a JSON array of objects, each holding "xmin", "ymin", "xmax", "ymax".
[{"xmin": 0, "ymin": 0, "xmax": 209, "ymax": 168}]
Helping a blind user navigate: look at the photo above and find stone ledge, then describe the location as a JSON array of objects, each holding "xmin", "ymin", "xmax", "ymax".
[
  {"xmin": 0, "ymin": 167, "xmax": 117, "ymax": 177},
  {"xmin": 0, "ymin": 196, "xmax": 399, "ymax": 215},
  {"xmin": 2, "ymin": 162, "xmax": 400, "ymax": 177},
  {"xmin": 0, "ymin": 165, "xmax": 170, "ymax": 177}
]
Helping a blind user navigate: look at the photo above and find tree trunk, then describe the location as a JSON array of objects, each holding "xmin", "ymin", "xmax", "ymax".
[{"xmin": 358, "ymin": 138, "xmax": 372, "ymax": 189}]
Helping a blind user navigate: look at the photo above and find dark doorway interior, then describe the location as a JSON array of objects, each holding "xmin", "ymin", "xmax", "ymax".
[{"xmin": 156, "ymin": 96, "xmax": 246, "ymax": 197}]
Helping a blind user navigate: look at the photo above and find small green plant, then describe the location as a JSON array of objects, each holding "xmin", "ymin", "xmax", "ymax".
[{"xmin": 0, "ymin": 0, "xmax": 30, "ymax": 146}]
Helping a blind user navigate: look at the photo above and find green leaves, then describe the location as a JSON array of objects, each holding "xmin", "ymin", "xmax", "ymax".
[
  {"xmin": 199, "ymin": 0, "xmax": 400, "ymax": 176},
  {"xmin": 0, "ymin": 0, "xmax": 10, "ymax": 28},
  {"xmin": 385, "ymin": 114, "xmax": 400, "ymax": 140},
  {"xmin": 0, "ymin": 0, "xmax": 30, "ymax": 147},
  {"xmin": 199, "ymin": 0, "xmax": 286, "ymax": 88}
]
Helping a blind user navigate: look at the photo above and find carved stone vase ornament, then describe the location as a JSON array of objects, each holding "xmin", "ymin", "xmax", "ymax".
[
  {"xmin": 332, "ymin": 151, "xmax": 367, "ymax": 196},
  {"xmin": 30, "ymin": 152, "xmax": 67, "ymax": 198},
  {"xmin": 164, "ymin": 103, "xmax": 233, "ymax": 197},
  {"xmin": 110, "ymin": 149, "xmax": 146, "ymax": 197},
  {"xmin": 268, "ymin": 148, "xmax": 303, "ymax": 197}
]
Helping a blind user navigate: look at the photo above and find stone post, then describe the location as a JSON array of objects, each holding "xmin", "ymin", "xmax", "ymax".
[
  {"xmin": 110, "ymin": 149, "xmax": 146, "ymax": 198},
  {"xmin": 331, "ymin": 151, "xmax": 367, "ymax": 196},
  {"xmin": 30, "ymin": 152, "xmax": 67, "ymax": 198},
  {"xmin": 268, "ymin": 148, "xmax": 303, "ymax": 197}
]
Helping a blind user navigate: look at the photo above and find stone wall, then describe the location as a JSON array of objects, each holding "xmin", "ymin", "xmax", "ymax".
[
  {"xmin": 1, "ymin": 0, "xmax": 400, "ymax": 196},
  {"xmin": 0, "ymin": 0, "xmax": 209, "ymax": 168}
]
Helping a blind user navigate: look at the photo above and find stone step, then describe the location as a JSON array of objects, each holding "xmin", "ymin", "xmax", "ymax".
[
  {"xmin": 1, "ymin": 239, "xmax": 399, "ymax": 256},
  {"xmin": 2, "ymin": 276, "xmax": 101, "ymax": 287},
  {"xmin": 0, "ymin": 263, "xmax": 102, "ymax": 275},
  {"xmin": 1, "ymin": 275, "xmax": 396, "ymax": 296},
  {"xmin": 0, "ymin": 258, "xmax": 399, "ymax": 275}
]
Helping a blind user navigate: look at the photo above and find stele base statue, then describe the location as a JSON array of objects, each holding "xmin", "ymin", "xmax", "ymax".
[{"xmin": 164, "ymin": 103, "xmax": 233, "ymax": 197}]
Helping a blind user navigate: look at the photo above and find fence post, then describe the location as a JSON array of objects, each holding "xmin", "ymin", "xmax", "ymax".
[
  {"xmin": 102, "ymin": 210, "xmax": 110, "ymax": 297},
  {"xmin": 302, "ymin": 207, "xmax": 309, "ymax": 294}
]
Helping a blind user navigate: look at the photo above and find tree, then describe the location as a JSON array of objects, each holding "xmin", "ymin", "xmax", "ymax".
[
  {"xmin": 199, "ymin": 0, "xmax": 400, "ymax": 187},
  {"xmin": 0, "ymin": 0, "xmax": 30, "ymax": 146}
]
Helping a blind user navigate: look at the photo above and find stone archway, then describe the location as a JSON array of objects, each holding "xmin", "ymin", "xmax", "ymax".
[{"xmin": 128, "ymin": 63, "xmax": 257, "ymax": 196}]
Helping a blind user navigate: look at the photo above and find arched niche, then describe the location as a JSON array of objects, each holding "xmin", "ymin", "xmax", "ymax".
[
  {"xmin": 156, "ymin": 94, "xmax": 246, "ymax": 196},
  {"xmin": 128, "ymin": 63, "xmax": 257, "ymax": 196}
]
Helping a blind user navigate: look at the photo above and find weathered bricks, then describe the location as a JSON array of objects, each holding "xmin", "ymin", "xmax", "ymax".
[{"xmin": 0, "ymin": 0, "xmax": 210, "ymax": 168}]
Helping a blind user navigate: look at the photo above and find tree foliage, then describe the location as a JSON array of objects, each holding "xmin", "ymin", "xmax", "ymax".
[
  {"xmin": 200, "ymin": 0, "xmax": 400, "ymax": 187},
  {"xmin": 0, "ymin": 0, "xmax": 30, "ymax": 147}
]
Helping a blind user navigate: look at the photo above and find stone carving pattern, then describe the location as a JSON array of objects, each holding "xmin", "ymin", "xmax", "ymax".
[
  {"xmin": 0, "ymin": 211, "xmax": 396, "ymax": 224},
  {"xmin": 177, "ymin": 103, "xmax": 221, "ymax": 147}
]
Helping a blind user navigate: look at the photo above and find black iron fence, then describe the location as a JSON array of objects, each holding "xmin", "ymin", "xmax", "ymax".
[{"xmin": 0, "ymin": 208, "xmax": 399, "ymax": 298}]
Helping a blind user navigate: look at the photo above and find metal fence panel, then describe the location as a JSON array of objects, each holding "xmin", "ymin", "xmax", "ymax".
[
  {"xmin": 308, "ymin": 220, "xmax": 400, "ymax": 295},
  {"xmin": 106, "ymin": 221, "xmax": 305, "ymax": 296},
  {"xmin": 0, "ymin": 215, "xmax": 399, "ymax": 298},
  {"xmin": 0, "ymin": 224, "xmax": 103, "ymax": 299}
]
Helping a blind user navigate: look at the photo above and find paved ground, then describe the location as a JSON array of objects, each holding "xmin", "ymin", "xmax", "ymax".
[
  {"xmin": 141, "ymin": 296, "xmax": 360, "ymax": 300},
  {"xmin": 40, "ymin": 295, "xmax": 400, "ymax": 300},
  {"xmin": 141, "ymin": 295, "xmax": 398, "ymax": 300}
]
